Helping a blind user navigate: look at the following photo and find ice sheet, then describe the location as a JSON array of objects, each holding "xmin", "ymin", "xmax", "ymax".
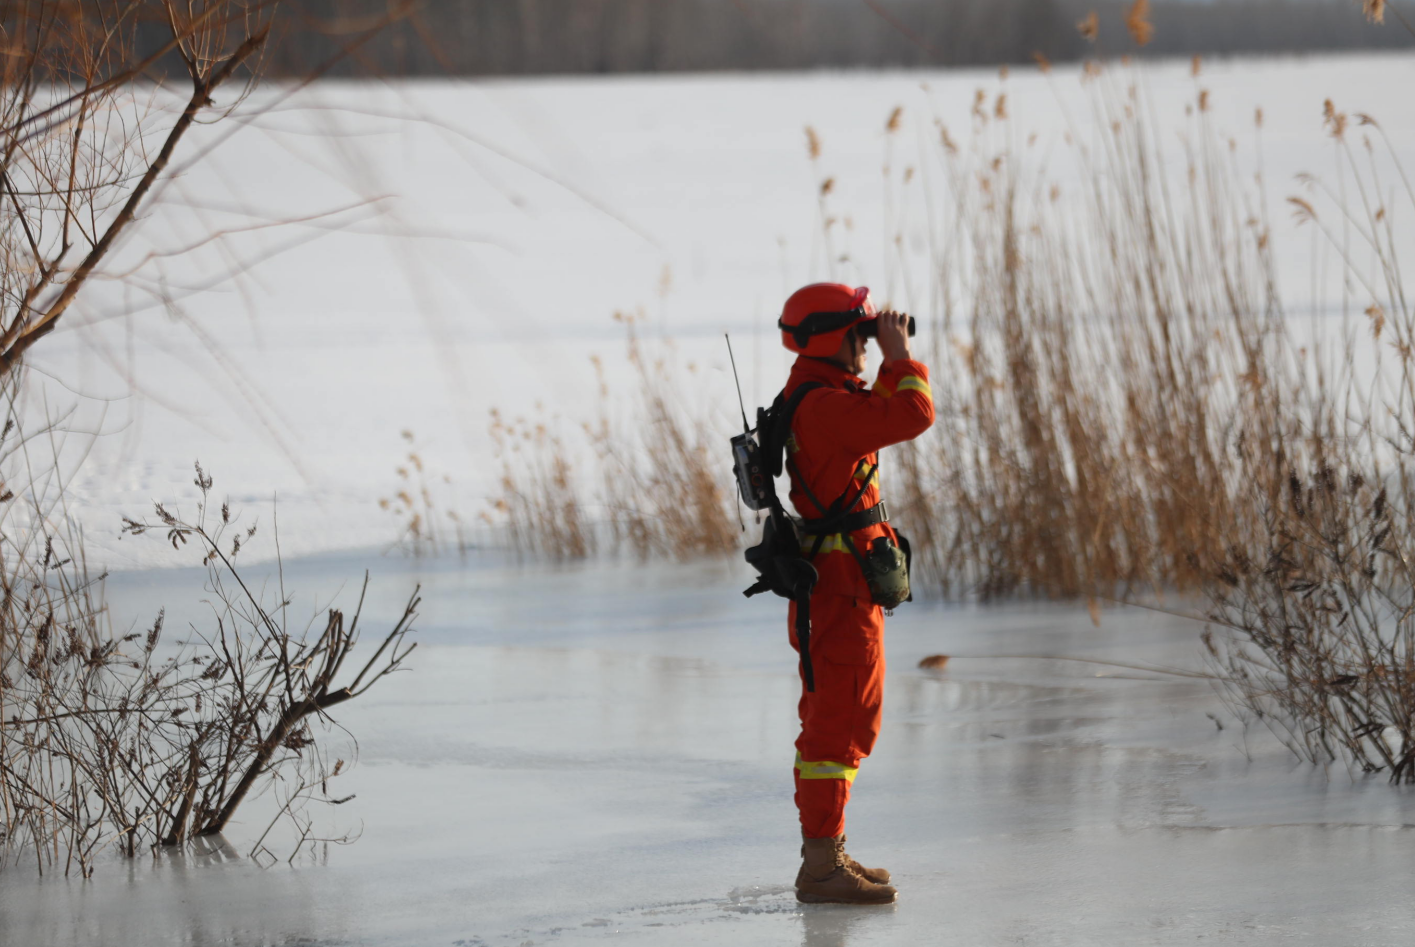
[{"xmin": 5, "ymin": 554, "xmax": 1415, "ymax": 946}]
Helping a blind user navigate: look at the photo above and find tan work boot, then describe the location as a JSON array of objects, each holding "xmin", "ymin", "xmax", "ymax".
[
  {"xmin": 799, "ymin": 833, "xmax": 891, "ymax": 885},
  {"xmin": 795, "ymin": 835, "xmax": 897, "ymax": 904},
  {"xmin": 839, "ymin": 834, "xmax": 891, "ymax": 885}
]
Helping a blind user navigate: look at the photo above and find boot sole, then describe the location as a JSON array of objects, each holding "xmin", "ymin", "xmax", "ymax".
[{"xmin": 795, "ymin": 890, "xmax": 897, "ymax": 905}]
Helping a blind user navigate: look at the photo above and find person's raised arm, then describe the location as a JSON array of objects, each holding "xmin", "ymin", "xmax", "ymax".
[{"xmin": 800, "ymin": 311, "xmax": 934, "ymax": 457}]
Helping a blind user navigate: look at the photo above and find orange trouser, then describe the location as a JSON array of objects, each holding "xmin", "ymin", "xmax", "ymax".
[{"xmin": 788, "ymin": 589, "xmax": 885, "ymax": 840}]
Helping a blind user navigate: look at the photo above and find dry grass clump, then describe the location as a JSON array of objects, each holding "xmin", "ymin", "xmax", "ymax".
[
  {"xmin": 380, "ymin": 430, "xmax": 469, "ymax": 557},
  {"xmin": 591, "ymin": 317, "xmax": 737, "ymax": 560},
  {"xmin": 852, "ymin": 65, "xmax": 1272, "ymax": 610},
  {"xmin": 488, "ymin": 408, "xmax": 596, "ymax": 560},
  {"xmin": 487, "ymin": 313, "xmax": 736, "ymax": 562},
  {"xmin": 893, "ymin": 67, "xmax": 1291, "ymax": 603}
]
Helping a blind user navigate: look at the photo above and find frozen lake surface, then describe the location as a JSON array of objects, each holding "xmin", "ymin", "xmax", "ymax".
[
  {"xmin": 6, "ymin": 553, "xmax": 1415, "ymax": 946},
  {"xmin": 23, "ymin": 53, "xmax": 1415, "ymax": 570}
]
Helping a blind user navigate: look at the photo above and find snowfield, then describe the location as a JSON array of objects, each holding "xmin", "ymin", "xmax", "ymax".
[{"xmin": 22, "ymin": 51, "xmax": 1415, "ymax": 571}]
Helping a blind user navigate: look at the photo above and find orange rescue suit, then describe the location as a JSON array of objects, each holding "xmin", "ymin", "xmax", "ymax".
[{"xmin": 784, "ymin": 354, "xmax": 935, "ymax": 840}]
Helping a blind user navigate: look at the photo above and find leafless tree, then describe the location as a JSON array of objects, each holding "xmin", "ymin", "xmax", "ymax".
[{"xmin": 0, "ymin": 0, "xmax": 413, "ymax": 377}]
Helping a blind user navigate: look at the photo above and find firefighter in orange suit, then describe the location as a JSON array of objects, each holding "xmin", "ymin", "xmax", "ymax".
[{"xmin": 777, "ymin": 283, "xmax": 934, "ymax": 904}]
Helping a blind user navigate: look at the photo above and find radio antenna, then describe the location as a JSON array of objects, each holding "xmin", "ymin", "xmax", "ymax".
[{"xmin": 725, "ymin": 333, "xmax": 751, "ymax": 432}]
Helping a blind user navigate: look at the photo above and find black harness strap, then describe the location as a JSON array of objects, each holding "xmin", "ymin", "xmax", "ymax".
[
  {"xmin": 746, "ymin": 379, "xmax": 883, "ymax": 694},
  {"xmin": 789, "ymin": 456, "xmax": 879, "ymax": 535},
  {"xmin": 794, "ymin": 582, "xmax": 816, "ymax": 692},
  {"xmin": 786, "ymin": 451, "xmax": 879, "ymax": 694},
  {"xmin": 797, "ymin": 501, "xmax": 888, "ymax": 536}
]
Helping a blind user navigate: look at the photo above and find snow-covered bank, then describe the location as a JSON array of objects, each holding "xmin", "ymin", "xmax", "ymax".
[
  {"xmin": 5, "ymin": 554, "xmax": 1414, "ymax": 945},
  {"xmin": 24, "ymin": 53, "xmax": 1415, "ymax": 570}
]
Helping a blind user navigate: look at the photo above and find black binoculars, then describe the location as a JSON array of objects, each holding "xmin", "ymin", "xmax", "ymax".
[{"xmin": 855, "ymin": 315, "xmax": 916, "ymax": 339}]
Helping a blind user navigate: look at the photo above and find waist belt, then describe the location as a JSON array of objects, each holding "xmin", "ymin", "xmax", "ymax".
[{"xmin": 798, "ymin": 501, "xmax": 888, "ymax": 536}]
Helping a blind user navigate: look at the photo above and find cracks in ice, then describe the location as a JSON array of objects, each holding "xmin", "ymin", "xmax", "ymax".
[{"xmin": 451, "ymin": 885, "xmax": 807, "ymax": 945}]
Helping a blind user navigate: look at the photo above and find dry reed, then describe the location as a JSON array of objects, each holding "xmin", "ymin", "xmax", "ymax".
[
  {"xmin": 488, "ymin": 406, "xmax": 597, "ymax": 560},
  {"xmin": 895, "ymin": 66, "xmax": 1282, "ymax": 602},
  {"xmin": 380, "ymin": 430, "xmax": 469, "ymax": 557},
  {"xmin": 487, "ymin": 312, "xmax": 736, "ymax": 562}
]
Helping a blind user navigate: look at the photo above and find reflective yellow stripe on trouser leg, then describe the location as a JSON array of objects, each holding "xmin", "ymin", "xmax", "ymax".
[{"xmin": 795, "ymin": 751, "xmax": 859, "ymax": 782}]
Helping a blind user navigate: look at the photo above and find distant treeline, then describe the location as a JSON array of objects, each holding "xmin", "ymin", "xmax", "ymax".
[{"xmin": 270, "ymin": 0, "xmax": 1413, "ymax": 75}]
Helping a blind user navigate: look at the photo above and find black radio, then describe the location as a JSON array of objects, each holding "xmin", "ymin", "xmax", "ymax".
[{"xmin": 732, "ymin": 429, "xmax": 771, "ymax": 511}]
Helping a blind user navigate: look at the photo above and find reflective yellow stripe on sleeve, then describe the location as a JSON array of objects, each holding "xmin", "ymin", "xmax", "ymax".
[
  {"xmin": 896, "ymin": 375, "xmax": 932, "ymax": 399},
  {"xmin": 795, "ymin": 752, "xmax": 859, "ymax": 782}
]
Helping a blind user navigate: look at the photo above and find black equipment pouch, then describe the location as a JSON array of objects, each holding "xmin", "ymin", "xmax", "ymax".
[
  {"xmin": 743, "ymin": 506, "xmax": 822, "ymax": 691},
  {"xmin": 743, "ymin": 508, "xmax": 817, "ymax": 604},
  {"xmin": 739, "ymin": 382, "xmax": 827, "ymax": 691}
]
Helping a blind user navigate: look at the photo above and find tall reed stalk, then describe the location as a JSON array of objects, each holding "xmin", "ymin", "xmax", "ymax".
[{"xmin": 896, "ymin": 66, "xmax": 1289, "ymax": 601}]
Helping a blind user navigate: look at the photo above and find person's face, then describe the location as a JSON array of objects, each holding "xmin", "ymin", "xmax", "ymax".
[{"xmin": 834, "ymin": 327, "xmax": 868, "ymax": 375}]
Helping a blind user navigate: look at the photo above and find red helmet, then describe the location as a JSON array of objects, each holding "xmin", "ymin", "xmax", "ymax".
[{"xmin": 778, "ymin": 283, "xmax": 877, "ymax": 356}]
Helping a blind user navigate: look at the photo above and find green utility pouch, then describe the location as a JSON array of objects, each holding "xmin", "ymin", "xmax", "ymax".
[{"xmin": 854, "ymin": 534, "xmax": 911, "ymax": 610}]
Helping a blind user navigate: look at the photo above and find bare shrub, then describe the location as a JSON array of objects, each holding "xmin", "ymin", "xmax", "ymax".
[
  {"xmin": 0, "ymin": 1, "xmax": 450, "ymax": 875},
  {"xmin": 1, "ymin": 460, "xmax": 418, "ymax": 875},
  {"xmin": 1200, "ymin": 100, "xmax": 1415, "ymax": 782},
  {"xmin": 1202, "ymin": 464, "xmax": 1415, "ymax": 780}
]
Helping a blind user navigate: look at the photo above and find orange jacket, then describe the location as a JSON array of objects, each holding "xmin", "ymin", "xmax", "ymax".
[{"xmin": 785, "ymin": 355, "xmax": 935, "ymax": 601}]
